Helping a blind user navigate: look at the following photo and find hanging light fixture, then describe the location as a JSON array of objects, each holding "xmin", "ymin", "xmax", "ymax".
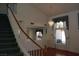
[
  {"xmin": 48, "ymin": 4, "xmax": 54, "ymax": 27},
  {"xmin": 48, "ymin": 20, "xmax": 54, "ymax": 27}
]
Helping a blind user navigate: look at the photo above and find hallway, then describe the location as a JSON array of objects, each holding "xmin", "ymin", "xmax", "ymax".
[{"xmin": 8, "ymin": 4, "xmax": 79, "ymax": 56}]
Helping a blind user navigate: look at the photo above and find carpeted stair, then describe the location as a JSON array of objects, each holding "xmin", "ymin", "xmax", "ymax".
[{"xmin": 0, "ymin": 14, "xmax": 23, "ymax": 56}]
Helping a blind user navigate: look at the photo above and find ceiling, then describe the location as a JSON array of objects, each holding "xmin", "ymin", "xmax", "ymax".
[{"xmin": 32, "ymin": 3, "xmax": 79, "ymax": 17}]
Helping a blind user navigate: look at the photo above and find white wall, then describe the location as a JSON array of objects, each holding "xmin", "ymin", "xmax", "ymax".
[
  {"xmin": 16, "ymin": 3, "xmax": 48, "ymax": 50},
  {"xmin": 49, "ymin": 10, "xmax": 79, "ymax": 53},
  {"xmin": 46, "ymin": 25, "xmax": 55, "ymax": 48},
  {"xmin": 8, "ymin": 3, "xmax": 48, "ymax": 55},
  {"xmin": 68, "ymin": 11, "xmax": 79, "ymax": 52}
]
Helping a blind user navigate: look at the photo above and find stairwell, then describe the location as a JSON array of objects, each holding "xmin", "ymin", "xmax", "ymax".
[{"xmin": 0, "ymin": 14, "xmax": 23, "ymax": 56}]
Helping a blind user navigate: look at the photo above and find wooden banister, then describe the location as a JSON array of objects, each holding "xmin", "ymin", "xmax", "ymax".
[{"xmin": 8, "ymin": 7, "xmax": 42, "ymax": 49}]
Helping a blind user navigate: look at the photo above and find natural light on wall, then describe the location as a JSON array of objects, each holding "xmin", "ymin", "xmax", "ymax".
[
  {"xmin": 61, "ymin": 30, "xmax": 66, "ymax": 44},
  {"xmin": 55, "ymin": 21, "xmax": 66, "ymax": 44}
]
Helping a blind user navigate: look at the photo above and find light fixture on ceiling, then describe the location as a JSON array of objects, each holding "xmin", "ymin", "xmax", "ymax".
[
  {"xmin": 48, "ymin": 4, "xmax": 54, "ymax": 27},
  {"xmin": 48, "ymin": 20, "xmax": 54, "ymax": 27}
]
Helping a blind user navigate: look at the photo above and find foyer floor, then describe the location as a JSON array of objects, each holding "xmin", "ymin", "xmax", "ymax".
[{"xmin": 45, "ymin": 48, "xmax": 79, "ymax": 56}]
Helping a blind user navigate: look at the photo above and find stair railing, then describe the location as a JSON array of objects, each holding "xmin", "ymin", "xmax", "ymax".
[
  {"xmin": 28, "ymin": 49, "xmax": 45, "ymax": 56},
  {"xmin": 8, "ymin": 6, "xmax": 46, "ymax": 56}
]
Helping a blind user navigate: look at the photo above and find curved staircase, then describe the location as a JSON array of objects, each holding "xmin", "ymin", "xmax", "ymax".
[{"xmin": 0, "ymin": 14, "xmax": 23, "ymax": 56}]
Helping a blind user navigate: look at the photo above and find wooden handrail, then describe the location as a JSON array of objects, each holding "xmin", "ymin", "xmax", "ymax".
[{"xmin": 8, "ymin": 7, "xmax": 42, "ymax": 49}]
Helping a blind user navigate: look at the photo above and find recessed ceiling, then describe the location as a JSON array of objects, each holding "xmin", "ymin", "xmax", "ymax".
[{"xmin": 32, "ymin": 3, "xmax": 79, "ymax": 17}]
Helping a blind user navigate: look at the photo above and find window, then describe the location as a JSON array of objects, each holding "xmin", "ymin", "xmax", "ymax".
[
  {"xmin": 36, "ymin": 30, "xmax": 43, "ymax": 40},
  {"xmin": 55, "ymin": 21, "xmax": 66, "ymax": 44},
  {"xmin": 53, "ymin": 16, "xmax": 69, "ymax": 30}
]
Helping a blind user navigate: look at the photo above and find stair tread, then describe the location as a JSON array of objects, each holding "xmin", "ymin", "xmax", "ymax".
[
  {"xmin": 0, "ymin": 52, "xmax": 23, "ymax": 56},
  {"xmin": 0, "ymin": 42, "xmax": 17, "ymax": 45},
  {"xmin": 0, "ymin": 37, "xmax": 15, "ymax": 39},
  {"xmin": 0, "ymin": 45, "xmax": 19, "ymax": 48},
  {"xmin": 0, "ymin": 47, "xmax": 19, "ymax": 50}
]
